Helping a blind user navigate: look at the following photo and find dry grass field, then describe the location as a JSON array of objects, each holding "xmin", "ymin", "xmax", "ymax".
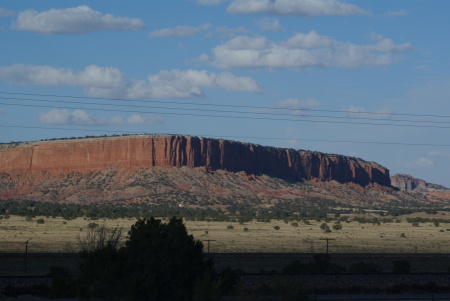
[{"xmin": 1, "ymin": 215, "xmax": 450, "ymax": 254}]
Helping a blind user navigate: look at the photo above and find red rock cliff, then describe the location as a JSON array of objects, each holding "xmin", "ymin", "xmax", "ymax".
[
  {"xmin": 0, "ymin": 135, "xmax": 390, "ymax": 186},
  {"xmin": 391, "ymin": 174, "xmax": 447, "ymax": 192}
]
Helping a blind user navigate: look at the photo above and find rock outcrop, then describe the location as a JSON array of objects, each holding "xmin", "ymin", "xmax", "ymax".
[
  {"xmin": 0, "ymin": 135, "xmax": 390, "ymax": 187},
  {"xmin": 391, "ymin": 174, "xmax": 448, "ymax": 193}
]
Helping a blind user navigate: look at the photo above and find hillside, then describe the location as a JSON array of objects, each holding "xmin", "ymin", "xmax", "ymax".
[{"xmin": 0, "ymin": 135, "xmax": 449, "ymax": 213}]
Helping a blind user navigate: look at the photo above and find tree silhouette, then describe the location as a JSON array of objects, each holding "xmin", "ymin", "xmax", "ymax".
[{"xmin": 76, "ymin": 217, "xmax": 226, "ymax": 301}]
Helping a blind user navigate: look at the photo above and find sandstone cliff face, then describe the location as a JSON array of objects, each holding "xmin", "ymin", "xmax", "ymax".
[
  {"xmin": 391, "ymin": 174, "xmax": 448, "ymax": 193},
  {"xmin": 0, "ymin": 135, "xmax": 390, "ymax": 186}
]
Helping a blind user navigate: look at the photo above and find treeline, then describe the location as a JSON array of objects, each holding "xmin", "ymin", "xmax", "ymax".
[{"xmin": 0, "ymin": 199, "xmax": 364, "ymax": 221}]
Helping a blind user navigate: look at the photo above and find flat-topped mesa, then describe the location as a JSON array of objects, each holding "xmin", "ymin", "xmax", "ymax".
[{"xmin": 0, "ymin": 135, "xmax": 391, "ymax": 186}]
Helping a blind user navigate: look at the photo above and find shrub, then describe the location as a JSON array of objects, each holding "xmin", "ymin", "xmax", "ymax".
[
  {"xmin": 88, "ymin": 222, "xmax": 99, "ymax": 229},
  {"xmin": 400, "ymin": 233, "xmax": 406, "ymax": 238},
  {"xmin": 227, "ymin": 225, "xmax": 234, "ymax": 230},
  {"xmin": 291, "ymin": 222, "xmax": 299, "ymax": 227},
  {"xmin": 332, "ymin": 224, "xmax": 342, "ymax": 231},
  {"xmin": 37, "ymin": 218, "xmax": 45, "ymax": 224},
  {"xmin": 274, "ymin": 226, "xmax": 280, "ymax": 231},
  {"xmin": 243, "ymin": 228, "xmax": 249, "ymax": 232}
]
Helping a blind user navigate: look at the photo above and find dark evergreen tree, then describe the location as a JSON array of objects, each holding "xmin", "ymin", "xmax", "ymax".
[{"xmin": 76, "ymin": 217, "xmax": 227, "ymax": 301}]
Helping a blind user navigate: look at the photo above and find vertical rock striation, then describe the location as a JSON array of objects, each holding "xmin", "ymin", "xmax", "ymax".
[{"xmin": 0, "ymin": 135, "xmax": 390, "ymax": 186}]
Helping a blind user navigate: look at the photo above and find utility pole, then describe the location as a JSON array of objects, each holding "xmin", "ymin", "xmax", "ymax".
[
  {"xmin": 24, "ymin": 238, "xmax": 33, "ymax": 272},
  {"xmin": 204, "ymin": 239, "xmax": 216, "ymax": 254},
  {"xmin": 319, "ymin": 238, "xmax": 335, "ymax": 255}
]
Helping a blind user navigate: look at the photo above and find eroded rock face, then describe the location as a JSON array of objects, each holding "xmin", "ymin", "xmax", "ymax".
[
  {"xmin": 391, "ymin": 174, "xmax": 448, "ymax": 193},
  {"xmin": 0, "ymin": 135, "xmax": 390, "ymax": 186}
]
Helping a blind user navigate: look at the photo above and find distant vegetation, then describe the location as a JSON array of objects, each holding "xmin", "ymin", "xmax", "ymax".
[
  {"xmin": 0, "ymin": 198, "xmax": 369, "ymax": 222},
  {"xmin": 1, "ymin": 199, "xmax": 450, "ymax": 224}
]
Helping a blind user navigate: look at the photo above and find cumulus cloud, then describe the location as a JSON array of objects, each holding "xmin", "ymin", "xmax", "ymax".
[
  {"xmin": 126, "ymin": 69, "xmax": 262, "ymax": 98},
  {"xmin": 39, "ymin": 109, "xmax": 105, "ymax": 125},
  {"xmin": 150, "ymin": 23, "xmax": 211, "ymax": 38},
  {"xmin": 276, "ymin": 98, "xmax": 320, "ymax": 115},
  {"xmin": 0, "ymin": 64, "xmax": 126, "ymax": 89},
  {"xmin": 406, "ymin": 158, "xmax": 434, "ymax": 169},
  {"xmin": 201, "ymin": 31, "xmax": 412, "ymax": 69},
  {"xmin": 256, "ymin": 17, "xmax": 284, "ymax": 32},
  {"xmin": 0, "ymin": 8, "xmax": 14, "ymax": 18},
  {"xmin": 39, "ymin": 109, "xmax": 164, "ymax": 126},
  {"xmin": 11, "ymin": 5, "xmax": 145, "ymax": 34},
  {"xmin": 227, "ymin": 0, "xmax": 367, "ymax": 17},
  {"xmin": 251, "ymin": 98, "xmax": 320, "ymax": 116},
  {"xmin": 213, "ymin": 26, "xmax": 251, "ymax": 38},
  {"xmin": 0, "ymin": 64, "xmax": 261, "ymax": 99},
  {"xmin": 343, "ymin": 106, "xmax": 392, "ymax": 119},
  {"xmin": 127, "ymin": 114, "xmax": 164, "ymax": 125}
]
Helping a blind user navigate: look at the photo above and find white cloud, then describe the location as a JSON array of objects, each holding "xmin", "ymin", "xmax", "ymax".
[
  {"xmin": 343, "ymin": 106, "xmax": 392, "ymax": 119},
  {"xmin": 126, "ymin": 69, "xmax": 262, "ymax": 98},
  {"xmin": 227, "ymin": 0, "xmax": 367, "ymax": 17},
  {"xmin": 39, "ymin": 109, "xmax": 163, "ymax": 126},
  {"xmin": 203, "ymin": 31, "xmax": 412, "ymax": 69},
  {"xmin": 40, "ymin": 109, "xmax": 105, "ymax": 125},
  {"xmin": 251, "ymin": 98, "xmax": 320, "ymax": 116},
  {"xmin": 11, "ymin": 5, "xmax": 145, "ymax": 34},
  {"xmin": 0, "ymin": 8, "xmax": 14, "ymax": 18},
  {"xmin": 110, "ymin": 116, "xmax": 125, "ymax": 125},
  {"xmin": 276, "ymin": 98, "xmax": 320, "ymax": 115},
  {"xmin": 0, "ymin": 64, "xmax": 125, "ymax": 89},
  {"xmin": 406, "ymin": 158, "xmax": 434, "ymax": 169},
  {"xmin": 213, "ymin": 26, "xmax": 251, "ymax": 38},
  {"xmin": 127, "ymin": 114, "xmax": 164, "ymax": 125},
  {"xmin": 150, "ymin": 23, "xmax": 211, "ymax": 37},
  {"xmin": 256, "ymin": 17, "xmax": 284, "ymax": 32},
  {"xmin": 0, "ymin": 64, "xmax": 261, "ymax": 99},
  {"xmin": 385, "ymin": 9, "xmax": 407, "ymax": 17},
  {"xmin": 196, "ymin": 0, "xmax": 228, "ymax": 5}
]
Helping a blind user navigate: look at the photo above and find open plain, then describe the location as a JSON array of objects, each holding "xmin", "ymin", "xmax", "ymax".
[
  {"xmin": 2, "ymin": 215, "xmax": 450, "ymax": 276},
  {"xmin": 1, "ymin": 215, "xmax": 450, "ymax": 254}
]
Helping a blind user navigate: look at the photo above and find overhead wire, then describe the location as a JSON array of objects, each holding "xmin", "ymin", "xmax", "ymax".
[
  {"xmin": 0, "ymin": 90, "xmax": 449, "ymax": 148},
  {"xmin": 1, "ymin": 124, "xmax": 450, "ymax": 147},
  {"xmin": 0, "ymin": 95, "xmax": 449, "ymax": 129},
  {"xmin": 1, "ymin": 95, "xmax": 450, "ymax": 125},
  {"xmin": 2, "ymin": 90, "xmax": 450, "ymax": 118}
]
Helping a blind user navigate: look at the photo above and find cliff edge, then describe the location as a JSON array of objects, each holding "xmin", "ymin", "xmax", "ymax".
[{"xmin": 0, "ymin": 135, "xmax": 390, "ymax": 187}]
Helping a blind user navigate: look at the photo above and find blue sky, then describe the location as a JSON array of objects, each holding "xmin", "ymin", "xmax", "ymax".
[{"xmin": 1, "ymin": 0, "xmax": 450, "ymax": 187}]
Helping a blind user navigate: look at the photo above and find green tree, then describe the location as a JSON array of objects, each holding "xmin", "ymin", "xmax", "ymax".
[{"xmin": 76, "ymin": 217, "xmax": 228, "ymax": 301}]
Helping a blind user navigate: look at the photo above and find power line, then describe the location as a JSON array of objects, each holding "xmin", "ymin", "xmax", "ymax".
[
  {"xmin": 2, "ymin": 124, "xmax": 450, "ymax": 147},
  {"xmin": 1, "ymin": 100, "xmax": 450, "ymax": 129},
  {"xmin": 1, "ymin": 95, "xmax": 450, "ymax": 125},
  {"xmin": 2, "ymin": 90, "xmax": 450, "ymax": 119}
]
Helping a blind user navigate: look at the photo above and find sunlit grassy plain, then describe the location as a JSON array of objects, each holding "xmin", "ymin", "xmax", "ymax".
[{"xmin": 1, "ymin": 215, "xmax": 450, "ymax": 254}]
